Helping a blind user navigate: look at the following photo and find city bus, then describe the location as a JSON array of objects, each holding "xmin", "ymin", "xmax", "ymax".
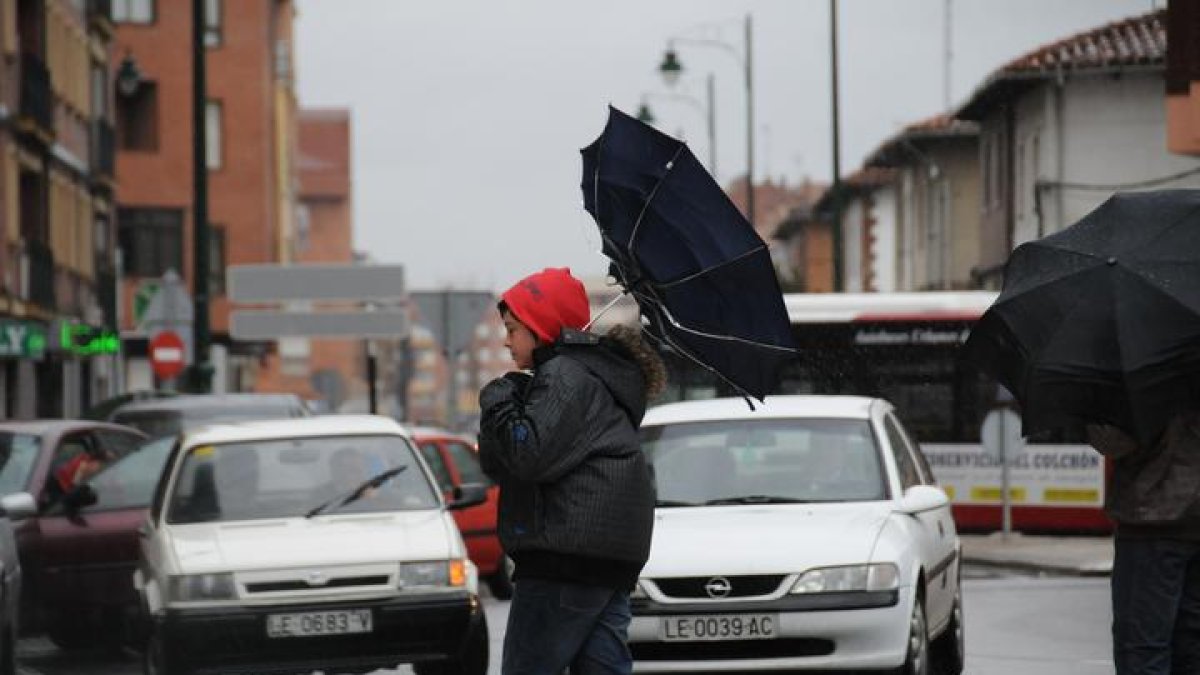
[{"xmin": 658, "ymin": 291, "xmax": 1112, "ymax": 533}]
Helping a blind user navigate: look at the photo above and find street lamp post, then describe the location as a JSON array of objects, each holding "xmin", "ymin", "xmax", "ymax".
[
  {"xmin": 636, "ymin": 72, "xmax": 717, "ymax": 176},
  {"xmin": 659, "ymin": 14, "xmax": 754, "ymax": 227},
  {"xmin": 188, "ymin": 0, "xmax": 213, "ymax": 392}
]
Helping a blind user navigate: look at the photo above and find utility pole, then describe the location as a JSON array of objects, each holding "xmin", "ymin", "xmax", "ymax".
[
  {"xmin": 188, "ymin": 0, "xmax": 213, "ymax": 392},
  {"xmin": 830, "ymin": 0, "xmax": 844, "ymax": 291},
  {"xmin": 943, "ymin": 0, "xmax": 953, "ymax": 110},
  {"xmin": 745, "ymin": 14, "xmax": 755, "ymax": 228}
]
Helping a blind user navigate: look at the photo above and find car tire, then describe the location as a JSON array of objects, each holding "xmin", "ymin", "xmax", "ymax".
[
  {"xmin": 413, "ymin": 610, "xmax": 489, "ymax": 675},
  {"xmin": 46, "ymin": 616, "xmax": 100, "ymax": 651},
  {"xmin": 1, "ymin": 622, "xmax": 15, "ymax": 675},
  {"xmin": 932, "ymin": 578, "xmax": 965, "ymax": 675},
  {"xmin": 894, "ymin": 594, "xmax": 930, "ymax": 675},
  {"xmin": 486, "ymin": 557, "xmax": 514, "ymax": 600}
]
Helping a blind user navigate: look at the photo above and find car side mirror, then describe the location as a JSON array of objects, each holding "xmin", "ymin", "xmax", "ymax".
[
  {"xmin": 62, "ymin": 484, "xmax": 99, "ymax": 512},
  {"xmin": 446, "ymin": 483, "xmax": 488, "ymax": 511},
  {"xmin": 897, "ymin": 485, "xmax": 949, "ymax": 514},
  {"xmin": 0, "ymin": 492, "xmax": 37, "ymax": 521}
]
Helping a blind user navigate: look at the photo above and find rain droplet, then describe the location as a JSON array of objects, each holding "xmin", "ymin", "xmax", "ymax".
[
  {"xmin": 665, "ymin": 161, "xmax": 674, "ymax": 170},
  {"xmin": 1107, "ymin": 257, "xmax": 1117, "ymax": 266}
]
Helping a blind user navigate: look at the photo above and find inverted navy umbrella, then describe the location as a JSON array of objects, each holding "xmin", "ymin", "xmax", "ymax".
[
  {"xmin": 580, "ymin": 106, "xmax": 797, "ymax": 401},
  {"xmin": 963, "ymin": 189, "xmax": 1200, "ymax": 446}
]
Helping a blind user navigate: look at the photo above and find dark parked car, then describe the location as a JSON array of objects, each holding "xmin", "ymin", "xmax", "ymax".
[
  {"xmin": 107, "ymin": 393, "xmax": 310, "ymax": 439},
  {"xmin": 0, "ymin": 420, "xmax": 148, "ymax": 648}
]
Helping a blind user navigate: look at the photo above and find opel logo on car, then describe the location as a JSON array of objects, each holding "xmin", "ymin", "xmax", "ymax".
[{"xmin": 704, "ymin": 576, "xmax": 732, "ymax": 598}]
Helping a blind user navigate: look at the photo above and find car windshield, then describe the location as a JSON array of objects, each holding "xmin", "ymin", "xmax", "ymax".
[
  {"xmin": 0, "ymin": 432, "xmax": 41, "ymax": 495},
  {"xmin": 641, "ymin": 418, "xmax": 887, "ymax": 505},
  {"xmin": 46, "ymin": 437, "xmax": 176, "ymax": 514},
  {"xmin": 166, "ymin": 434, "xmax": 438, "ymax": 524},
  {"xmin": 113, "ymin": 405, "xmax": 300, "ymax": 439}
]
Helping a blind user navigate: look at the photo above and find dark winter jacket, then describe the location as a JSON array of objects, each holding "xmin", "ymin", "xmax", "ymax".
[
  {"xmin": 1086, "ymin": 411, "xmax": 1200, "ymax": 539},
  {"xmin": 477, "ymin": 329, "xmax": 656, "ymax": 591}
]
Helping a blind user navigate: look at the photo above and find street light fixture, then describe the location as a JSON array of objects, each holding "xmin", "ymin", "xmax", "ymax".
[
  {"xmin": 658, "ymin": 15, "xmax": 754, "ymax": 227},
  {"xmin": 636, "ymin": 103, "xmax": 656, "ymax": 126},
  {"xmin": 116, "ymin": 54, "xmax": 142, "ymax": 97}
]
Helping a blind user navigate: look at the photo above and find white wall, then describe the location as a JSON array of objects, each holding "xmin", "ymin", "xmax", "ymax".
[
  {"xmin": 873, "ymin": 186, "xmax": 899, "ymax": 292},
  {"xmin": 842, "ymin": 198, "xmax": 864, "ymax": 292},
  {"xmin": 1012, "ymin": 73, "xmax": 1200, "ymax": 247}
]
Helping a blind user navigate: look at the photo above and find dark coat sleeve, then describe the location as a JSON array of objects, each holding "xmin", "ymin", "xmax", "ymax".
[{"xmin": 478, "ymin": 357, "xmax": 601, "ymax": 484}]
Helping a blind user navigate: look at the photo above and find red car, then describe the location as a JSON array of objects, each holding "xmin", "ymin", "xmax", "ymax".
[
  {"xmin": 411, "ymin": 427, "xmax": 511, "ymax": 599},
  {"xmin": 0, "ymin": 420, "xmax": 150, "ymax": 648}
]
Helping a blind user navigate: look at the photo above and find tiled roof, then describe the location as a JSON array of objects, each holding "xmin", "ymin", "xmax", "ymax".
[
  {"xmin": 958, "ymin": 10, "xmax": 1165, "ymax": 119},
  {"xmin": 1001, "ymin": 9, "xmax": 1164, "ymax": 74},
  {"xmin": 865, "ymin": 114, "xmax": 979, "ymax": 167}
]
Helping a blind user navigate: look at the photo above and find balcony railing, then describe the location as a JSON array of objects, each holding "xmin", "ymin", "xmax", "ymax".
[
  {"xmin": 19, "ymin": 53, "xmax": 53, "ymax": 135},
  {"xmin": 91, "ymin": 118, "xmax": 115, "ymax": 179},
  {"xmin": 26, "ymin": 240, "xmax": 56, "ymax": 311}
]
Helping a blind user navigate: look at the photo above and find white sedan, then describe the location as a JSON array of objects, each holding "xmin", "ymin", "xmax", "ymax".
[{"xmin": 631, "ymin": 395, "xmax": 963, "ymax": 674}]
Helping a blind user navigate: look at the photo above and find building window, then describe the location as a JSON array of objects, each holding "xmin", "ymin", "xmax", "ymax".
[
  {"xmin": 112, "ymin": 0, "xmax": 154, "ymax": 23},
  {"xmin": 116, "ymin": 81, "xmax": 158, "ymax": 151},
  {"xmin": 117, "ymin": 208, "xmax": 183, "ymax": 277},
  {"xmin": 205, "ymin": 100, "xmax": 222, "ymax": 170},
  {"xmin": 204, "ymin": 0, "xmax": 222, "ymax": 47},
  {"xmin": 209, "ymin": 226, "xmax": 226, "ymax": 295}
]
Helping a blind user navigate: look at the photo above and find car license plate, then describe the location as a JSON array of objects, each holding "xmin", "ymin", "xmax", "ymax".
[
  {"xmin": 659, "ymin": 614, "xmax": 777, "ymax": 641},
  {"xmin": 266, "ymin": 609, "xmax": 373, "ymax": 638}
]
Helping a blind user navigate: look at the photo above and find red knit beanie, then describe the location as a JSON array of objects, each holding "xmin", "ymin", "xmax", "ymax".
[{"xmin": 501, "ymin": 268, "xmax": 590, "ymax": 344}]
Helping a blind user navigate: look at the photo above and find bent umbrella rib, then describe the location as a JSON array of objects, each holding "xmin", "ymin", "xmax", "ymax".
[
  {"xmin": 655, "ymin": 244, "xmax": 767, "ymax": 290},
  {"xmin": 634, "ymin": 288, "xmax": 795, "ymax": 353},
  {"xmin": 628, "ymin": 144, "xmax": 688, "ymax": 252}
]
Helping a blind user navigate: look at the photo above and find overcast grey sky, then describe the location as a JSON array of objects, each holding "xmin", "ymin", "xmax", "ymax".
[{"xmin": 294, "ymin": 0, "xmax": 1155, "ymax": 292}]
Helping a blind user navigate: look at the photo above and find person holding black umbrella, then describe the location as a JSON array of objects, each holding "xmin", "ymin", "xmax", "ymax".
[
  {"xmin": 478, "ymin": 267, "xmax": 666, "ymax": 675},
  {"xmin": 1086, "ymin": 414, "xmax": 1200, "ymax": 674}
]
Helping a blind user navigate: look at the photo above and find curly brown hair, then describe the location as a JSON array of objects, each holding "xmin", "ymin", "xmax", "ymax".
[{"xmin": 604, "ymin": 325, "xmax": 668, "ymax": 400}]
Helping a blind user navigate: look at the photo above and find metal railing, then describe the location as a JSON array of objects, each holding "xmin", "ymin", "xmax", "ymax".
[{"xmin": 19, "ymin": 53, "xmax": 53, "ymax": 133}]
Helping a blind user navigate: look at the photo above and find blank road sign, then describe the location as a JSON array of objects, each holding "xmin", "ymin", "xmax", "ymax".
[
  {"xmin": 228, "ymin": 264, "xmax": 406, "ymax": 303},
  {"xmin": 230, "ymin": 310, "xmax": 410, "ymax": 340}
]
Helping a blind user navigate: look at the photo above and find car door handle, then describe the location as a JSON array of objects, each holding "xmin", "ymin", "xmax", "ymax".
[{"xmin": 937, "ymin": 520, "xmax": 945, "ymax": 537}]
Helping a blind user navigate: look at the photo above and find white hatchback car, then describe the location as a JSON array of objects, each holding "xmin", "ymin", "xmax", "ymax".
[
  {"xmin": 134, "ymin": 415, "xmax": 490, "ymax": 675},
  {"xmin": 631, "ymin": 396, "xmax": 963, "ymax": 674}
]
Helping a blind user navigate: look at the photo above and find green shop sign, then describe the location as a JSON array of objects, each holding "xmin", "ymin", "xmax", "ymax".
[
  {"xmin": 57, "ymin": 321, "xmax": 119, "ymax": 357},
  {"xmin": 0, "ymin": 320, "xmax": 47, "ymax": 359}
]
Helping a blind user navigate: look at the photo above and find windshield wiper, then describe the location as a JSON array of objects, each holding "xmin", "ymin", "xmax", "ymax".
[
  {"xmin": 703, "ymin": 495, "xmax": 813, "ymax": 506},
  {"xmin": 655, "ymin": 499, "xmax": 699, "ymax": 508},
  {"xmin": 305, "ymin": 465, "xmax": 408, "ymax": 518}
]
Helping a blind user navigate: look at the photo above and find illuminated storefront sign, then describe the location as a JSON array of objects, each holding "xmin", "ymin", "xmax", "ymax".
[{"xmin": 0, "ymin": 320, "xmax": 47, "ymax": 359}]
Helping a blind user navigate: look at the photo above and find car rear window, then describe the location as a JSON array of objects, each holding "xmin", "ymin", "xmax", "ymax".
[
  {"xmin": 640, "ymin": 418, "xmax": 886, "ymax": 504},
  {"xmin": 114, "ymin": 404, "xmax": 303, "ymax": 439},
  {"xmin": 166, "ymin": 434, "xmax": 438, "ymax": 523}
]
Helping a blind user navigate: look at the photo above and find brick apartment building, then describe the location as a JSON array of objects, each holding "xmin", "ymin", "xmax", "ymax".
[
  {"xmin": 112, "ymin": 0, "xmax": 300, "ymax": 393},
  {"xmin": 254, "ymin": 108, "xmax": 363, "ymax": 411},
  {"xmin": 0, "ymin": 0, "xmax": 120, "ymax": 419}
]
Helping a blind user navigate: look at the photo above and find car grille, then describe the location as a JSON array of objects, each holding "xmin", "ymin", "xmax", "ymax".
[
  {"xmin": 244, "ymin": 575, "xmax": 390, "ymax": 594},
  {"xmin": 651, "ymin": 575, "xmax": 787, "ymax": 599},
  {"xmin": 631, "ymin": 638, "xmax": 834, "ymax": 660}
]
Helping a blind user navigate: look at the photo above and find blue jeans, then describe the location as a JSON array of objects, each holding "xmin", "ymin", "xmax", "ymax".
[
  {"xmin": 1112, "ymin": 537, "xmax": 1200, "ymax": 674},
  {"xmin": 501, "ymin": 579, "xmax": 633, "ymax": 675}
]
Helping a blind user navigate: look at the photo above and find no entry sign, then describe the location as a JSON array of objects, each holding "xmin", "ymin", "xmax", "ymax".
[{"xmin": 149, "ymin": 330, "xmax": 186, "ymax": 380}]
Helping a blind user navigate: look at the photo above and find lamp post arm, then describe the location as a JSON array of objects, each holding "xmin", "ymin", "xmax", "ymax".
[{"xmin": 668, "ymin": 36, "xmax": 744, "ymax": 67}]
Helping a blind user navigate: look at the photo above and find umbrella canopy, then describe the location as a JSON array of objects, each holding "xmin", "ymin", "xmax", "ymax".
[
  {"xmin": 963, "ymin": 189, "xmax": 1200, "ymax": 445},
  {"xmin": 580, "ymin": 106, "xmax": 796, "ymax": 401}
]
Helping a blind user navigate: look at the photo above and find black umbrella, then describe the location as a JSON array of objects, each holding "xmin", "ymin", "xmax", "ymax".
[
  {"xmin": 963, "ymin": 189, "xmax": 1200, "ymax": 445},
  {"xmin": 580, "ymin": 106, "xmax": 796, "ymax": 401}
]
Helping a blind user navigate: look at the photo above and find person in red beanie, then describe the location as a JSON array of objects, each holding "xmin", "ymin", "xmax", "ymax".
[{"xmin": 479, "ymin": 267, "xmax": 666, "ymax": 675}]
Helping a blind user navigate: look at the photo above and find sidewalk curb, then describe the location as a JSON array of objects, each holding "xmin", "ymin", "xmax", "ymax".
[{"xmin": 962, "ymin": 555, "xmax": 1112, "ymax": 578}]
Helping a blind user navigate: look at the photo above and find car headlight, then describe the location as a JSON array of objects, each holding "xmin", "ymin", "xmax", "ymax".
[
  {"xmin": 169, "ymin": 573, "xmax": 237, "ymax": 602},
  {"xmin": 790, "ymin": 563, "xmax": 899, "ymax": 594},
  {"xmin": 397, "ymin": 560, "xmax": 467, "ymax": 589}
]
